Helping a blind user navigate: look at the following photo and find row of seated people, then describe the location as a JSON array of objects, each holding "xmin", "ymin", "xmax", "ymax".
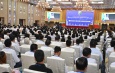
[
  {"xmin": 0, "ymin": 25, "xmax": 115, "ymax": 72},
  {"xmin": 0, "ymin": 41, "xmax": 96, "ymax": 73},
  {"xmin": 0, "ymin": 38, "xmax": 101, "ymax": 73}
]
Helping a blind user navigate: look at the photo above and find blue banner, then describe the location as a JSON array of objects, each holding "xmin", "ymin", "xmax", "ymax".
[{"xmin": 66, "ymin": 10, "xmax": 94, "ymax": 27}]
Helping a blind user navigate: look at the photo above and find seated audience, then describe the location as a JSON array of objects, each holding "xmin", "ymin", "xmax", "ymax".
[
  {"xmin": 75, "ymin": 47, "xmax": 96, "ymax": 64},
  {"xmin": 29, "ymin": 50, "xmax": 53, "ymax": 73},
  {"xmin": 90, "ymin": 40, "xmax": 103, "ymax": 63},
  {"xmin": 68, "ymin": 57, "xmax": 88, "ymax": 73},
  {"xmin": 9, "ymin": 34, "xmax": 20, "ymax": 56},
  {"xmin": 40, "ymin": 40, "xmax": 54, "ymax": 55},
  {"xmin": 25, "ymin": 44, "xmax": 38, "ymax": 56},
  {"xmin": 35, "ymin": 34, "xmax": 45, "ymax": 44},
  {"xmin": 62, "ymin": 40, "xmax": 77, "ymax": 59},
  {"xmin": 2, "ymin": 39, "xmax": 22, "ymax": 68}
]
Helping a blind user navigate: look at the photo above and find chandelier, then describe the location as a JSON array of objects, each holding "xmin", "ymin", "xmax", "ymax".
[
  {"xmin": 51, "ymin": 6, "xmax": 62, "ymax": 12},
  {"xmin": 75, "ymin": 0, "xmax": 93, "ymax": 11}
]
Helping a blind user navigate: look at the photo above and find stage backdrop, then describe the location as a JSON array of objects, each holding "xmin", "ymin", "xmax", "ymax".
[{"xmin": 66, "ymin": 10, "xmax": 94, "ymax": 27}]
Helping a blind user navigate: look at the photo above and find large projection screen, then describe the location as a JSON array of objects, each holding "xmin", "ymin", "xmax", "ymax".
[{"xmin": 66, "ymin": 10, "xmax": 94, "ymax": 27}]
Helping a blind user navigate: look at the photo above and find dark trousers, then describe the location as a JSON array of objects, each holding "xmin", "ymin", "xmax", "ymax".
[{"xmin": 14, "ymin": 61, "xmax": 22, "ymax": 68}]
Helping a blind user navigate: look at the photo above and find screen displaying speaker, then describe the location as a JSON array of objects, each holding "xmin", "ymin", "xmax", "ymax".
[
  {"xmin": 101, "ymin": 13, "xmax": 115, "ymax": 21},
  {"xmin": 46, "ymin": 12, "xmax": 61, "ymax": 21}
]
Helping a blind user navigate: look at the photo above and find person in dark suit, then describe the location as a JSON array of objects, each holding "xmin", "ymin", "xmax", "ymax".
[{"xmin": 29, "ymin": 50, "xmax": 53, "ymax": 73}]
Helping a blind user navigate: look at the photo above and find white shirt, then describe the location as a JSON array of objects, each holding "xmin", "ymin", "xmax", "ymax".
[
  {"xmin": 2, "ymin": 47, "xmax": 20, "ymax": 66},
  {"xmin": 91, "ymin": 48, "xmax": 103, "ymax": 62},
  {"xmin": 25, "ymin": 51, "xmax": 34, "ymax": 56},
  {"xmin": 4, "ymin": 35, "xmax": 9, "ymax": 39},
  {"xmin": 12, "ymin": 42, "xmax": 20, "ymax": 55},
  {"xmin": 40, "ymin": 46, "xmax": 54, "ymax": 55},
  {"xmin": 75, "ymin": 57, "xmax": 96, "ymax": 64}
]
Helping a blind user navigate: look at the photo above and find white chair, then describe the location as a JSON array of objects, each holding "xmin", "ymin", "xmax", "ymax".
[
  {"xmin": 91, "ymin": 54, "xmax": 100, "ymax": 69},
  {"xmin": 50, "ymin": 42, "xmax": 66, "ymax": 48},
  {"xmin": 71, "ymin": 46, "xmax": 80, "ymax": 58},
  {"xmin": 47, "ymin": 57, "xmax": 65, "ymax": 73},
  {"xmin": 85, "ymin": 63, "xmax": 98, "ymax": 73},
  {"xmin": 35, "ymin": 43, "xmax": 45, "ymax": 48},
  {"xmin": 5, "ymin": 52, "xmax": 14, "ymax": 68},
  {"xmin": 20, "ymin": 45, "xmax": 30, "ymax": 53},
  {"xmin": 108, "ymin": 55, "xmax": 115, "ymax": 67},
  {"xmin": 42, "ymin": 50, "xmax": 51, "ymax": 63},
  {"xmin": 23, "ymin": 69, "xmax": 45, "ymax": 73},
  {"xmin": 21, "ymin": 54, "xmax": 35, "ymax": 69},
  {"xmin": 109, "ymin": 63, "xmax": 115, "ymax": 73},
  {"xmin": 0, "ymin": 64, "xmax": 12, "ymax": 73},
  {"xmin": 0, "ymin": 43, "xmax": 4, "ymax": 50},
  {"xmin": 83, "ymin": 41, "xmax": 89, "ymax": 48},
  {"xmin": 60, "ymin": 51, "xmax": 74, "ymax": 69},
  {"xmin": 96, "ymin": 45, "xmax": 102, "ymax": 50}
]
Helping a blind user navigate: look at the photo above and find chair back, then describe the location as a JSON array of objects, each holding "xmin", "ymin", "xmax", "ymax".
[
  {"xmin": 47, "ymin": 57, "xmax": 65, "ymax": 73},
  {"xmin": 21, "ymin": 54, "xmax": 35, "ymax": 69},
  {"xmin": 20, "ymin": 45, "xmax": 30, "ymax": 53},
  {"xmin": 60, "ymin": 51, "xmax": 74, "ymax": 67},
  {"xmin": 42, "ymin": 50, "xmax": 51, "ymax": 63},
  {"xmin": 85, "ymin": 63, "xmax": 98, "ymax": 73},
  {"xmin": 0, "ymin": 64, "xmax": 12, "ymax": 73},
  {"xmin": 91, "ymin": 54, "xmax": 100, "ymax": 69},
  {"xmin": 110, "ymin": 63, "xmax": 115, "ymax": 73},
  {"xmin": 109, "ymin": 55, "xmax": 115, "ymax": 67},
  {"xmin": 23, "ymin": 69, "xmax": 45, "ymax": 73},
  {"xmin": 6, "ymin": 52, "xmax": 14, "ymax": 68}
]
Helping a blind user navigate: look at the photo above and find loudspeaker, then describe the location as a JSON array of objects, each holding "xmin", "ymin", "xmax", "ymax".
[{"xmin": 102, "ymin": 24, "xmax": 108, "ymax": 30}]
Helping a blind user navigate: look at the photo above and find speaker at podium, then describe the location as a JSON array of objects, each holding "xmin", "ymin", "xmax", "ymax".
[{"xmin": 102, "ymin": 24, "xmax": 108, "ymax": 30}]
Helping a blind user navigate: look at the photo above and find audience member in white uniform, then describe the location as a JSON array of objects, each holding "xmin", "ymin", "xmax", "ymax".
[
  {"xmin": 50, "ymin": 32, "xmax": 55, "ymax": 41},
  {"xmin": 4, "ymin": 30, "xmax": 9, "ymax": 39},
  {"xmin": 90, "ymin": 39, "xmax": 103, "ymax": 63},
  {"xmin": 51, "ymin": 35, "xmax": 63, "ymax": 47},
  {"xmin": 71, "ymin": 39, "xmax": 83, "ymax": 57},
  {"xmin": 75, "ymin": 47, "xmax": 96, "ymax": 64},
  {"xmin": 68, "ymin": 57, "xmax": 88, "ymax": 73},
  {"xmin": 106, "ymin": 40, "xmax": 115, "ymax": 56},
  {"xmin": 2, "ymin": 39, "xmax": 22, "ymax": 68},
  {"xmin": 51, "ymin": 46, "xmax": 62, "ymax": 59},
  {"xmin": 40, "ymin": 39, "xmax": 54, "ymax": 55},
  {"xmin": 51, "ymin": 46, "xmax": 68, "ymax": 73},
  {"xmin": 25, "ymin": 44, "xmax": 38, "ymax": 56},
  {"xmin": 35, "ymin": 34, "xmax": 45, "ymax": 44},
  {"xmin": 62, "ymin": 40, "xmax": 77, "ymax": 59},
  {"xmin": 9, "ymin": 34, "xmax": 20, "ymax": 56}
]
